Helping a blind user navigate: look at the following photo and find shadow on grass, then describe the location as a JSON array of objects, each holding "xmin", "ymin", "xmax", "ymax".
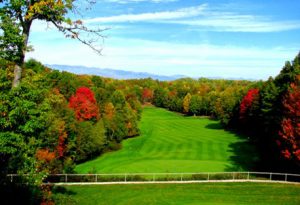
[
  {"xmin": 205, "ymin": 122, "xmax": 260, "ymax": 171},
  {"xmin": 225, "ymin": 139, "xmax": 260, "ymax": 171},
  {"xmin": 52, "ymin": 186, "xmax": 78, "ymax": 205},
  {"xmin": 205, "ymin": 122, "xmax": 223, "ymax": 130},
  {"xmin": 52, "ymin": 186, "xmax": 76, "ymax": 195},
  {"xmin": 226, "ymin": 129, "xmax": 261, "ymax": 172}
]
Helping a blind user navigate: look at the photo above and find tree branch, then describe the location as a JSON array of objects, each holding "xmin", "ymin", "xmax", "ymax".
[{"xmin": 50, "ymin": 20, "xmax": 108, "ymax": 55}]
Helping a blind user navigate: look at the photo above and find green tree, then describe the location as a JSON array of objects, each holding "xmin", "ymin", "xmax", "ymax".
[
  {"xmin": 214, "ymin": 87, "xmax": 245, "ymax": 126},
  {"xmin": 169, "ymin": 97, "xmax": 183, "ymax": 112},
  {"xmin": 111, "ymin": 90, "xmax": 126, "ymax": 107},
  {"xmin": 24, "ymin": 58, "xmax": 45, "ymax": 73},
  {"xmin": 123, "ymin": 102, "xmax": 139, "ymax": 137},
  {"xmin": 275, "ymin": 52, "xmax": 300, "ymax": 92},
  {"xmin": 153, "ymin": 87, "xmax": 168, "ymax": 108},
  {"xmin": 76, "ymin": 120, "xmax": 105, "ymax": 162},
  {"xmin": 189, "ymin": 95, "xmax": 202, "ymax": 115},
  {"xmin": 260, "ymin": 77, "xmax": 280, "ymax": 135},
  {"xmin": 0, "ymin": 0, "xmax": 105, "ymax": 87}
]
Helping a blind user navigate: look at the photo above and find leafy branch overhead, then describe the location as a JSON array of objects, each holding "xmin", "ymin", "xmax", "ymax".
[{"xmin": 0, "ymin": 0, "xmax": 106, "ymax": 87}]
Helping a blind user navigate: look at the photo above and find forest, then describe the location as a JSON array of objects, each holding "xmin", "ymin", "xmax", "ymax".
[
  {"xmin": 0, "ymin": 0, "xmax": 299, "ymax": 204},
  {"xmin": 0, "ymin": 52, "xmax": 300, "ymax": 203}
]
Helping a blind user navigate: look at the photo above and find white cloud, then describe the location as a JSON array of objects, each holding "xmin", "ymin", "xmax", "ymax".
[
  {"xmin": 170, "ymin": 13, "xmax": 300, "ymax": 32},
  {"xmin": 26, "ymin": 37, "xmax": 299, "ymax": 80},
  {"xmin": 84, "ymin": 5, "xmax": 206, "ymax": 23},
  {"xmin": 84, "ymin": 4, "xmax": 300, "ymax": 33}
]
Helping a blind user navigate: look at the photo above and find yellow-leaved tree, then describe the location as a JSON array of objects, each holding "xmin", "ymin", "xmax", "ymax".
[
  {"xmin": 183, "ymin": 93, "xmax": 192, "ymax": 113},
  {"xmin": 0, "ymin": 0, "xmax": 106, "ymax": 87}
]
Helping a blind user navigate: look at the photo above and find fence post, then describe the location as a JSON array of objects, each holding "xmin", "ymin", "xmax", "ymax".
[
  {"xmin": 208, "ymin": 173, "xmax": 210, "ymax": 181},
  {"xmin": 153, "ymin": 174, "xmax": 155, "ymax": 182},
  {"xmin": 125, "ymin": 174, "xmax": 127, "ymax": 182},
  {"xmin": 285, "ymin": 174, "xmax": 287, "ymax": 182},
  {"xmin": 247, "ymin": 172, "xmax": 250, "ymax": 180},
  {"xmin": 270, "ymin": 173, "xmax": 272, "ymax": 181},
  {"xmin": 10, "ymin": 175, "xmax": 13, "ymax": 183},
  {"xmin": 65, "ymin": 174, "xmax": 67, "ymax": 183},
  {"xmin": 233, "ymin": 172, "xmax": 235, "ymax": 180},
  {"xmin": 181, "ymin": 173, "xmax": 183, "ymax": 181},
  {"xmin": 95, "ymin": 174, "xmax": 97, "ymax": 182}
]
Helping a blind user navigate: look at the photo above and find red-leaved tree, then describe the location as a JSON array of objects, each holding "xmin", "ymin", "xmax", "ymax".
[
  {"xmin": 57, "ymin": 130, "xmax": 67, "ymax": 158},
  {"xmin": 69, "ymin": 87, "xmax": 99, "ymax": 121},
  {"xmin": 279, "ymin": 80, "xmax": 300, "ymax": 163},
  {"xmin": 240, "ymin": 88, "xmax": 260, "ymax": 119}
]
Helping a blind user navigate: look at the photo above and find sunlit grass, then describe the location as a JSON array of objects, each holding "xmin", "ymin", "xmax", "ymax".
[
  {"xmin": 53, "ymin": 183, "xmax": 300, "ymax": 205},
  {"xmin": 76, "ymin": 107, "xmax": 257, "ymax": 173}
]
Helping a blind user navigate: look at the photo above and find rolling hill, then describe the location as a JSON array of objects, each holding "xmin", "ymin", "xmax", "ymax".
[
  {"xmin": 76, "ymin": 106, "xmax": 258, "ymax": 173},
  {"xmin": 47, "ymin": 64, "xmax": 186, "ymax": 81}
]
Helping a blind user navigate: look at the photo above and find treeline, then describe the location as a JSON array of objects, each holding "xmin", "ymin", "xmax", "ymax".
[
  {"xmin": 0, "ymin": 59, "xmax": 142, "ymax": 178},
  {"xmin": 133, "ymin": 77, "xmax": 255, "ymax": 125},
  {"xmin": 129, "ymin": 53, "xmax": 300, "ymax": 172},
  {"xmin": 237, "ymin": 53, "xmax": 300, "ymax": 171},
  {"xmin": 1, "ymin": 53, "xmax": 299, "ymax": 203},
  {"xmin": 0, "ymin": 59, "xmax": 144, "ymax": 203},
  {"xmin": 1, "ymin": 59, "xmax": 257, "ymax": 178},
  {"xmin": 2, "ymin": 54, "xmax": 299, "ymax": 177}
]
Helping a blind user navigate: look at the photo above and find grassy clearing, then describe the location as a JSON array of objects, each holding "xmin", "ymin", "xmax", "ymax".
[
  {"xmin": 76, "ymin": 107, "xmax": 257, "ymax": 173},
  {"xmin": 53, "ymin": 183, "xmax": 300, "ymax": 205}
]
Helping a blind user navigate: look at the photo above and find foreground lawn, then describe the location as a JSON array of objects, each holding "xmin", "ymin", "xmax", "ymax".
[
  {"xmin": 76, "ymin": 107, "xmax": 257, "ymax": 173},
  {"xmin": 53, "ymin": 183, "xmax": 300, "ymax": 205}
]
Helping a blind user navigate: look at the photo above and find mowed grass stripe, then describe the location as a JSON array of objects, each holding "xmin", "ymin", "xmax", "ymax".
[
  {"xmin": 54, "ymin": 183, "xmax": 300, "ymax": 205},
  {"xmin": 75, "ymin": 107, "xmax": 257, "ymax": 173},
  {"xmin": 217, "ymin": 142, "xmax": 227, "ymax": 160},
  {"xmin": 196, "ymin": 141, "xmax": 203, "ymax": 160}
]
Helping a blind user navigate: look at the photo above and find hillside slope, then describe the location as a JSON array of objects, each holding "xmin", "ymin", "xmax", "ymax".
[{"xmin": 76, "ymin": 107, "xmax": 257, "ymax": 173}]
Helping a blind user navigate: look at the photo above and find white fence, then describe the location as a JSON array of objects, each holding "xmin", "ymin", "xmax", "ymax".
[{"xmin": 7, "ymin": 172, "xmax": 300, "ymax": 184}]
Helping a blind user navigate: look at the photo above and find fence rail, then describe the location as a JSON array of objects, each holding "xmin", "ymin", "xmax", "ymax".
[{"xmin": 6, "ymin": 172, "xmax": 300, "ymax": 184}]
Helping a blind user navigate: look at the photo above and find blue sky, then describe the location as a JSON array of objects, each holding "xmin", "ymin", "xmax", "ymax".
[{"xmin": 27, "ymin": 0, "xmax": 300, "ymax": 79}]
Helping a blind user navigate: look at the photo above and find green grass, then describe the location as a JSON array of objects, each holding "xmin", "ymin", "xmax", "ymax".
[
  {"xmin": 53, "ymin": 183, "xmax": 300, "ymax": 205},
  {"xmin": 75, "ymin": 107, "xmax": 257, "ymax": 173}
]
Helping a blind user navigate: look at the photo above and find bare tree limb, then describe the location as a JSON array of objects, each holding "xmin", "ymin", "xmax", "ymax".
[{"xmin": 50, "ymin": 19, "xmax": 109, "ymax": 55}]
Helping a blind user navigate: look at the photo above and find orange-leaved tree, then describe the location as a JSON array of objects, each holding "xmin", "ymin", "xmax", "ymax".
[{"xmin": 142, "ymin": 88, "xmax": 153, "ymax": 103}]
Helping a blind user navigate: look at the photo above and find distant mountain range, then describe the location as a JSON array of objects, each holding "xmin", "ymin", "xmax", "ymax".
[
  {"xmin": 46, "ymin": 64, "xmax": 255, "ymax": 81},
  {"xmin": 47, "ymin": 64, "xmax": 186, "ymax": 81}
]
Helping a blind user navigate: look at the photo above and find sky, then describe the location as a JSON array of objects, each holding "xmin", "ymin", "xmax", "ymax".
[{"xmin": 27, "ymin": 0, "xmax": 300, "ymax": 79}]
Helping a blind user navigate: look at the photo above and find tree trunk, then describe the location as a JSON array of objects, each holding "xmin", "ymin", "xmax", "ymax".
[{"xmin": 12, "ymin": 20, "xmax": 32, "ymax": 88}]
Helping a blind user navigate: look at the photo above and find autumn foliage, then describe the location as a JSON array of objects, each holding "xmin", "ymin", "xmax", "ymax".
[
  {"xmin": 183, "ymin": 93, "xmax": 192, "ymax": 113},
  {"xmin": 104, "ymin": 102, "xmax": 115, "ymax": 120},
  {"xmin": 36, "ymin": 149, "xmax": 56, "ymax": 162},
  {"xmin": 239, "ymin": 88, "xmax": 260, "ymax": 119},
  {"xmin": 69, "ymin": 87, "xmax": 99, "ymax": 121},
  {"xmin": 279, "ymin": 80, "xmax": 300, "ymax": 161},
  {"xmin": 142, "ymin": 88, "xmax": 153, "ymax": 103},
  {"xmin": 57, "ymin": 131, "xmax": 67, "ymax": 158}
]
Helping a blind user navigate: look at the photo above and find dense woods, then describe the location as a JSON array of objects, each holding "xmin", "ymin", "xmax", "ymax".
[
  {"xmin": 1, "ymin": 1, "xmax": 299, "ymax": 204},
  {"xmin": 147, "ymin": 53, "xmax": 300, "ymax": 171},
  {"xmin": 0, "ymin": 53, "xmax": 300, "ymax": 203},
  {"xmin": 0, "ymin": 59, "xmax": 142, "ymax": 203}
]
